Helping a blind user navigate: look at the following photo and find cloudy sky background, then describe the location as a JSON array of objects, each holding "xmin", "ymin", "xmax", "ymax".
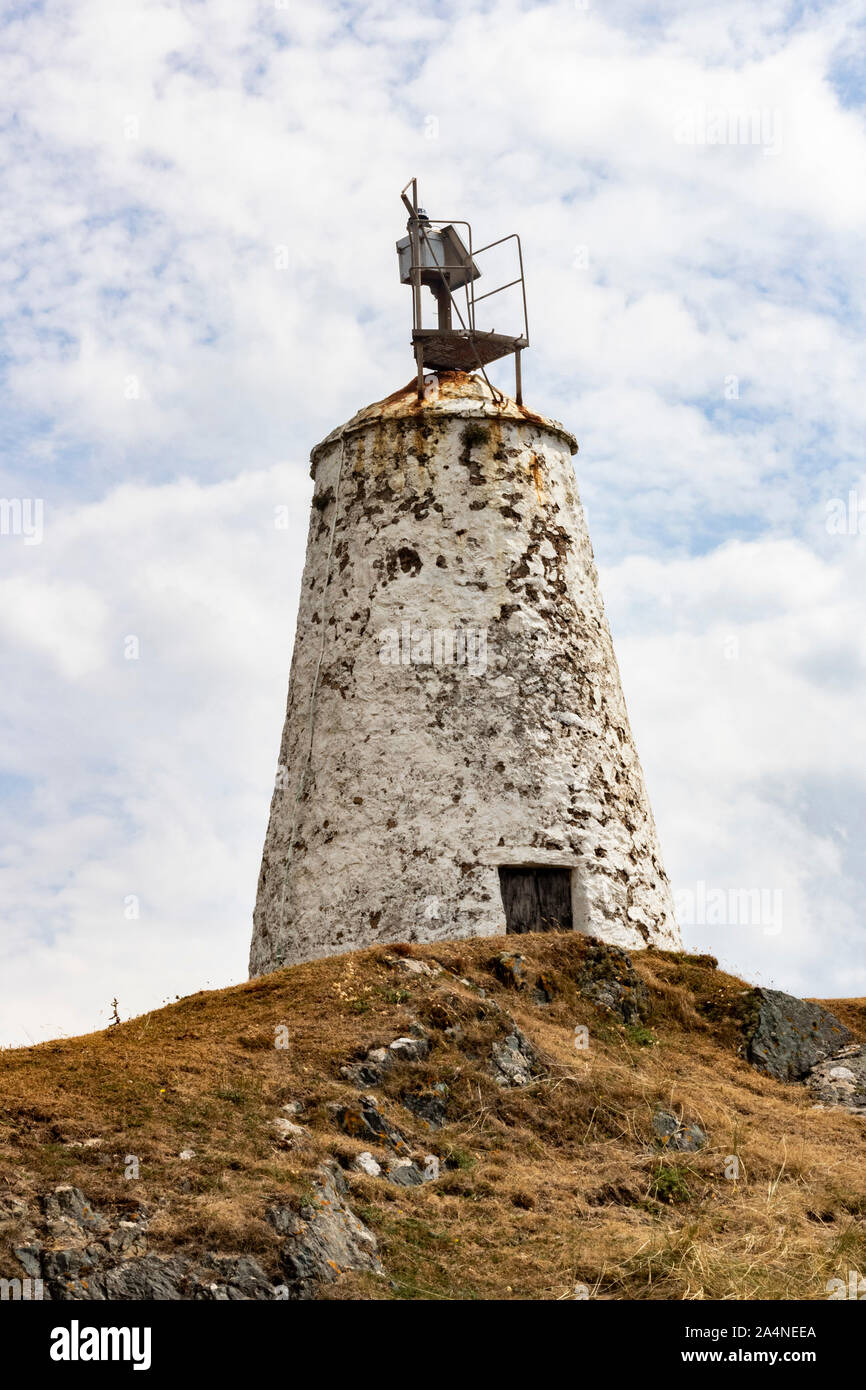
[{"xmin": 1, "ymin": 0, "xmax": 864, "ymax": 1045}]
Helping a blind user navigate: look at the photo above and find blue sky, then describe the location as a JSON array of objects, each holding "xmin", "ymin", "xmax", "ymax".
[{"xmin": 0, "ymin": 0, "xmax": 864, "ymax": 1044}]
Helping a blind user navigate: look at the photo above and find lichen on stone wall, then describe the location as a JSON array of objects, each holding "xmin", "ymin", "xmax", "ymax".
[{"xmin": 250, "ymin": 373, "xmax": 680, "ymax": 977}]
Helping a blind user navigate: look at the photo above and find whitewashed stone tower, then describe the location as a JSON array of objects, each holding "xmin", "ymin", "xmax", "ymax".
[
  {"xmin": 251, "ymin": 184, "xmax": 679, "ymax": 975},
  {"xmin": 250, "ymin": 368, "xmax": 680, "ymax": 975}
]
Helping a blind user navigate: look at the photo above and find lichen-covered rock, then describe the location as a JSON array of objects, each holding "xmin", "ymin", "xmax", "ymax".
[
  {"xmin": 41, "ymin": 1186, "xmax": 109, "ymax": 1236},
  {"xmin": 491, "ymin": 952, "xmax": 528, "ymax": 990},
  {"xmin": 53, "ymin": 1254, "xmax": 191, "ymax": 1301},
  {"xmin": 807, "ymin": 1045, "xmax": 866, "ymax": 1114},
  {"xmin": 332, "ymin": 1097, "xmax": 411, "ymax": 1154},
  {"xmin": 195, "ymin": 1254, "xmax": 281, "ymax": 1301},
  {"xmin": 270, "ymin": 1116, "xmax": 310, "ymax": 1147},
  {"xmin": 746, "ymin": 989, "xmax": 853, "ymax": 1081},
  {"xmin": 490, "ymin": 1028, "xmax": 541, "ymax": 1087},
  {"xmin": 41, "ymin": 1245, "xmax": 101, "ymax": 1284},
  {"xmin": 401, "ymin": 1083, "xmax": 449, "ymax": 1130},
  {"xmin": 533, "ymin": 971, "xmax": 557, "ymax": 1005},
  {"xmin": 652, "ymin": 1110, "xmax": 707, "ymax": 1152},
  {"xmin": 341, "ymin": 1030, "xmax": 432, "ymax": 1087},
  {"xmin": 572, "ymin": 940, "xmax": 648, "ymax": 1024},
  {"xmin": 266, "ymin": 1164, "xmax": 383, "ymax": 1298}
]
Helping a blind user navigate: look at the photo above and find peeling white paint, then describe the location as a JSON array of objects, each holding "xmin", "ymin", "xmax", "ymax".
[{"xmin": 250, "ymin": 373, "xmax": 680, "ymax": 974}]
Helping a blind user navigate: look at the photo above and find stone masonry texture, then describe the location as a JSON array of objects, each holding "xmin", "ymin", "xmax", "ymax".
[{"xmin": 250, "ymin": 372, "xmax": 681, "ymax": 975}]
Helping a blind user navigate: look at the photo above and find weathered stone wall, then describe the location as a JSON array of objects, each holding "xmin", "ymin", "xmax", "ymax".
[{"xmin": 250, "ymin": 373, "xmax": 680, "ymax": 975}]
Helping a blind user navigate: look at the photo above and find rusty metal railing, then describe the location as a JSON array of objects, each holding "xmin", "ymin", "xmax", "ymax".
[{"xmin": 400, "ymin": 178, "xmax": 529, "ymax": 402}]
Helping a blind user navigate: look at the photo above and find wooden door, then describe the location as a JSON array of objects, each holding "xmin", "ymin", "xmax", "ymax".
[{"xmin": 499, "ymin": 867, "xmax": 573, "ymax": 934}]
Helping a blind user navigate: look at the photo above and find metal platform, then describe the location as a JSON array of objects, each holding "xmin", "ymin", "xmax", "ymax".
[
  {"xmin": 398, "ymin": 179, "xmax": 529, "ymax": 402},
  {"xmin": 412, "ymin": 328, "xmax": 528, "ymax": 373}
]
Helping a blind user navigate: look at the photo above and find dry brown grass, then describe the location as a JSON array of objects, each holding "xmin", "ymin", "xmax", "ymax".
[{"xmin": 0, "ymin": 935, "xmax": 863, "ymax": 1300}]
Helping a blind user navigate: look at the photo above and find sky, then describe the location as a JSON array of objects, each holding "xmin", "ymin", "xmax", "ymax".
[{"xmin": 1, "ymin": 0, "xmax": 864, "ymax": 1045}]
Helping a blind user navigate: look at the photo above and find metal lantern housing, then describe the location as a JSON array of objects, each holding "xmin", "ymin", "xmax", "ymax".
[{"xmin": 396, "ymin": 179, "xmax": 529, "ymax": 402}]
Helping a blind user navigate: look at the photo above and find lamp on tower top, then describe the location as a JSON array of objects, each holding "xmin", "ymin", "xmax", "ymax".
[{"xmin": 396, "ymin": 177, "xmax": 529, "ymax": 403}]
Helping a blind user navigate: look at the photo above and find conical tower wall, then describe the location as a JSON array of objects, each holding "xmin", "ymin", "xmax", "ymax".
[{"xmin": 250, "ymin": 374, "xmax": 680, "ymax": 975}]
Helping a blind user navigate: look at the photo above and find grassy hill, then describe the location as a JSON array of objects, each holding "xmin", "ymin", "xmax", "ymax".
[{"xmin": 1, "ymin": 934, "xmax": 864, "ymax": 1300}]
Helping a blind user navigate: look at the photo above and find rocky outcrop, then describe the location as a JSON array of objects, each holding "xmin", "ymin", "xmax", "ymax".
[
  {"xmin": 746, "ymin": 989, "xmax": 853, "ymax": 1081},
  {"xmin": 332, "ymin": 1097, "xmax": 412, "ymax": 1155},
  {"xmin": 401, "ymin": 1082, "xmax": 449, "ymax": 1130},
  {"xmin": 806, "ymin": 1044, "xmax": 866, "ymax": 1115},
  {"xmin": 570, "ymin": 940, "xmax": 649, "ymax": 1025},
  {"xmin": 340, "ymin": 1029, "xmax": 431, "ymax": 1088},
  {"xmin": 3, "ymin": 1171, "xmax": 384, "ymax": 1301},
  {"xmin": 490, "ymin": 1028, "xmax": 541, "ymax": 1087},
  {"xmin": 266, "ymin": 1164, "xmax": 383, "ymax": 1298}
]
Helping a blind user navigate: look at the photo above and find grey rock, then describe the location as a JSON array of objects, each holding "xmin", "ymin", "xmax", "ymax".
[
  {"xmin": 747, "ymin": 989, "xmax": 853, "ymax": 1081},
  {"xmin": 385, "ymin": 1158, "xmax": 424, "ymax": 1187},
  {"xmin": 573, "ymin": 941, "xmax": 648, "ymax": 1025},
  {"xmin": 270, "ymin": 1117, "xmax": 310, "ymax": 1147},
  {"xmin": 41, "ymin": 1245, "xmax": 101, "ymax": 1283},
  {"xmin": 41, "ymin": 1186, "xmax": 109, "ymax": 1235},
  {"xmin": 652, "ymin": 1110, "xmax": 707, "ymax": 1152},
  {"xmin": 332, "ymin": 1098, "xmax": 411, "ymax": 1154},
  {"xmin": 401, "ymin": 1083, "xmax": 449, "ymax": 1131},
  {"xmin": 108, "ymin": 1221, "xmax": 149, "ymax": 1258},
  {"xmin": 14, "ymin": 1245, "xmax": 42, "ymax": 1278},
  {"xmin": 490, "ymin": 1029, "xmax": 541, "ymax": 1087},
  {"xmin": 391, "ymin": 957, "xmax": 439, "ymax": 977},
  {"xmin": 342, "ymin": 1031, "xmax": 431, "ymax": 1087},
  {"xmin": 267, "ymin": 1164, "xmax": 383, "ymax": 1298},
  {"xmin": 196, "ymin": 1254, "xmax": 280, "ymax": 1300},
  {"xmin": 6, "ymin": 1187, "xmax": 290, "ymax": 1302},
  {"xmin": 353, "ymin": 1152, "xmax": 382, "ymax": 1177},
  {"xmin": 49, "ymin": 1247, "xmax": 282, "ymax": 1302},
  {"xmin": 388, "ymin": 1034, "xmax": 430, "ymax": 1062},
  {"xmin": 341, "ymin": 1046, "xmax": 393, "ymax": 1088},
  {"xmin": 807, "ymin": 1044, "xmax": 866, "ymax": 1113},
  {"xmin": 87, "ymin": 1255, "xmax": 192, "ymax": 1301}
]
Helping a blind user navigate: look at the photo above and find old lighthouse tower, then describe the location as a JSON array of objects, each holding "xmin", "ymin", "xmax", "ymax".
[{"xmin": 250, "ymin": 181, "xmax": 680, "ymax": 976}]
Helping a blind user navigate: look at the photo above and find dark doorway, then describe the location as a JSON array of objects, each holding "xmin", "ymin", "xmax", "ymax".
[{"xmin": 499, "ymin": 867, "xmax": 573, "ymax": 934}]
